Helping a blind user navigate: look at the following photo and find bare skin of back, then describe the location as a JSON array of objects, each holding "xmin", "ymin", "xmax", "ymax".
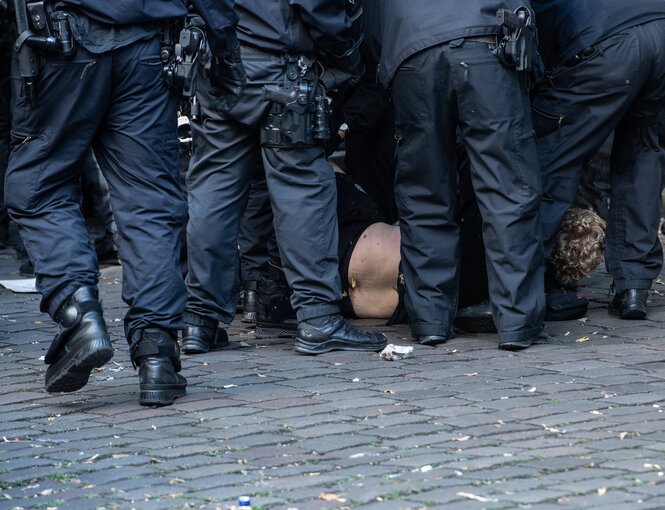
[{"xmin": 347, "ymin": 222, "xmax": 401, "ymax": 319}]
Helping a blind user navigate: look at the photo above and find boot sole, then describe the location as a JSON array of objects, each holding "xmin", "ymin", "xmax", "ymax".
[
  {"xmin": 294, "ymin": 338, "xmax": 387, "ymax": 355},
  {"xmin": 45, "ymin": 337, "xmax": 114, "ymax": 393},
  {"xmin": 498, "ymin": 340, "xmax": 533, "ymax": 351},
  {"xmin": 419, "ymin": 337, "xmax": 449, "ymax": 346},
  {"xmin": 241, "ymin": 312, "xmax": 256, "ymax": 323},
  {"xmin": 140, "ymin": 384, "xmax": 187, "ymax": 406},
  {"xmin": 255, "ymin": 326, "xmax": 297, "ymax": 339},
  {"xmin": 609, "ymin": 306, "xmax": 646, "ymax": 320}
]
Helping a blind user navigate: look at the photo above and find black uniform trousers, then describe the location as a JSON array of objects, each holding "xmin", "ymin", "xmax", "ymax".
[
  {"xmin": 238, "ymin": 169, "xmax": 280, "ymax": 283},
  {"xmin": 391, "ymin": 40, "xmax": 545, "ymax": 343},
  {"xmin": 0, "ymin": 46, "xmax": 11, "ymax": 236},
  {"xmin": 185, "ymin": 46, "xmax": 341, "ymax": 325},
  {"xmin": 534, "ymin": 20, "xmax": 665, "ymax": 293},
  {"xmin": 5, "ymin": 37, "xmax": 187, "ymax": 352}
]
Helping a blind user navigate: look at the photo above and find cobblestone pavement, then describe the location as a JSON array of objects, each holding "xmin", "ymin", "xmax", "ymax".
[{"xmin": 2, "ymin": 244, "xmax": 665, "ymax": 510}]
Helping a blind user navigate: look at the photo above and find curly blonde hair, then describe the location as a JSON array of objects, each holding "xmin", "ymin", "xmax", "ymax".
[{"xmin": 550, "ymin": 208, "xmax": 606, "ymax": 284}]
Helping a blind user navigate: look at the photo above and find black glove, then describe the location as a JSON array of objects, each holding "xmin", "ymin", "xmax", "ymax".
[{"xmin": 208, "ymin": 45, "xmax": 247, "ymax": 113}]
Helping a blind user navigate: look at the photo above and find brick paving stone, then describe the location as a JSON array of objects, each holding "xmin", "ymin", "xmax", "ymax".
[{"xmin": 5, "ymin": 258, "xmax": 665, "ymax": 508}]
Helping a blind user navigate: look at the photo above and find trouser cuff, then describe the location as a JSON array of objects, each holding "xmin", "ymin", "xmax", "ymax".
[
  {"xmin": 614, "ymin": 279, "xmax": 652, "ymax": 293},
  {"xmin": 183, "ymin": 311, "xmax": 218, "ymax": 329},
  {"xmin": 410, "ymin": 323, "xmax": 452, "ymax": 337},
  {"xmin": 297, "ymin": 303, "xmax": 340, "ymax": 323},
  {"xmin": 497, "ymin": 324, "xmax": 543, "ymax": 344}
]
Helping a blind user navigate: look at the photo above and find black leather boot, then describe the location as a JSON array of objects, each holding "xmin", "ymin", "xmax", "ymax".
[
  {"xmin": 241, "ymin": 280, "xmax": 258, "ymax": 323},
  {"xmin": 255, "ymin": 264, "xmax": 297, "ymax": 339},
  {"xmin": 45, "ymin": 286, "xmax": 113, "ymax": 393},
  {"xmin": 295, "ymin": 314, "xmax": 388, "ymax": 355},
  {"xmin": 134, "ymin": 328, "xmax": 187, "ymax": 406},
  {"xmin": 181, "ymin": 312, "xmax": 228, "ymax": 354},
  {"xmin": 419, "ymin": 334, "xmax": 451, "ymax": 346},
  {"xmin": 609, "ymin": 289, "xmax": 648, "ymax": 319}
]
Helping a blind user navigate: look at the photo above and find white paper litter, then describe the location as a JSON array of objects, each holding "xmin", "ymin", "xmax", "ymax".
[
  {"xmin": 0, "ymin": 279, "xmax": 37, "ymax": 293},
  {"xmin": 380, "ymin": 344, "xmax": 414, "ymax": 361}
]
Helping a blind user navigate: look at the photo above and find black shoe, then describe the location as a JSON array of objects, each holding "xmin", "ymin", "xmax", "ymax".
[
  {"xmin": 545, "ymin": 288, "xmax": 588, "ymax": 321},
  {"xmin": 295, "ymin": 314, "xmax": 388, "ymax": 355},
  {"xmin": 419, "ymin": 335, "xmax": 450, "ymax": 346},
  {"xmin": 241, "ymin": 281, "xmax": 258, "ymax": 323},
  {"xmin": 498, "ymin": 337, "xmax": 534, "ymax": 351},
  {"xmin": 609, "ymin": 289, "xmax": 648, "ymax": 319},
  {"xmin": 498, "ymin": 331, "xmax": 547, "ymax": 351},
  {"xmin": 254, "ymin": 264, "xmax": 297, "ymax": 339},
  {"xmin": 134, "ymin": 328, "xmax": 187, "ymax": 406},
  {"xmin": 181, "ymin": 314, "xmax": 229, "ymax": 354},
  {"xmin": 44, "ymin": 286, "xmax": 113, "ymax": 393},
  {"xmin": 454, "ymin": 300, "xmax": 496, "ymax": 333}
]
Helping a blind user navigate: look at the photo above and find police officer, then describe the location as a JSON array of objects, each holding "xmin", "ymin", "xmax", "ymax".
[
  {"xmin": 532, "ymin": 0, "xmax": 665, "ymax": 319},
  {"xmin": 373, "ymin": 0, "xmax": 546, "ymax": 350},
  {"xmin": 5, "ymin": 0, "xmax": 242, "ymax": 405},
  {"xmin": 182, "ymin": 0, "xmax": 388, "ymax": 355}
]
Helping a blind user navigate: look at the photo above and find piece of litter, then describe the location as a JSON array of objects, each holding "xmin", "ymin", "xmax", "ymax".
[
  {"xmin": 527, "ymin": 387, "xmax": 537, "ymax": 392},
  {"xmin": 420, "ymin": 465, "xmax": 432, "ymax": 473},
  {"xmin": 456, "ymin": 492, "xmax": 497, "ymax": 503},
  {"xmin": 0, "ymin": 279, "xmax": 37, "ymax": 293},
  {"xmin": 380, "ymin": 344, "xmax": 414, "ymax": 361},
  {"xmin": 319, "ymin": 493, "xmax": 343, "ymax": 501},
  {"xmin": 352, "ymin": 378, "xmax": 360, "ymax": 382},
  {"xmin": 598, "ymin": 487, "xmax": 607, "ymax": 496},
  {"xmin": 223, "ymin": 384, "xmax": 237, "ymax": 389},
  {"xmin": 452, "ymin": 436, "xmax": 470, "ymax": 442},
  {"xmin": 576, "ymin": 336, "xmax": 590, "ymax": 343}
]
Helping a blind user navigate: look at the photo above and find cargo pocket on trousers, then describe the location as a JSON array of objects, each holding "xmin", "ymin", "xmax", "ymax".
[
  {"xmin": 531, "ymin": 106, "xmax": 564, "ymax": 138},
  {"xmin": 6, "ymin": 132, "xmax": 48, "ymax": 211}
]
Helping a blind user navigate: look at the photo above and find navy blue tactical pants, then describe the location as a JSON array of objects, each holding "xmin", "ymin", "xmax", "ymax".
[
  {"xmin": 0, "ymin": 49, "xmax": 10, "ymax": 236},
  {"xmin": 533, "ymin": 20, "xmax": 665, "ymax": 292},
  {"xmin": 185, "ymin": 46, "xmax": 341, "ymax": 324},
  {"xmin": 5, "ymin": 37, "xmax": 187, "ymax": 351},
  {"xmin": 391, "ymin": 40, "xmax": 545, "ymax": 343}
]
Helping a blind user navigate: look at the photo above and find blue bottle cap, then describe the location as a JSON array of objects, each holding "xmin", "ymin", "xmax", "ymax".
[{"xmin": 238, "ymin": 496, "xmax": 251, "ymax": 506}]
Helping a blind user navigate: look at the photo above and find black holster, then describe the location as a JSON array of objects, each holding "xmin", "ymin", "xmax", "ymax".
[
  {"xmin": 261, "ymin": 56, "xmax": 330, "ymax": 148},
  {"xmin": 496, "ymin": 6, "xmax": 536, "ymax": 72},
  {"xmin": 13, "ymin": 0, "xmax": 75, "ymax": 106}
]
